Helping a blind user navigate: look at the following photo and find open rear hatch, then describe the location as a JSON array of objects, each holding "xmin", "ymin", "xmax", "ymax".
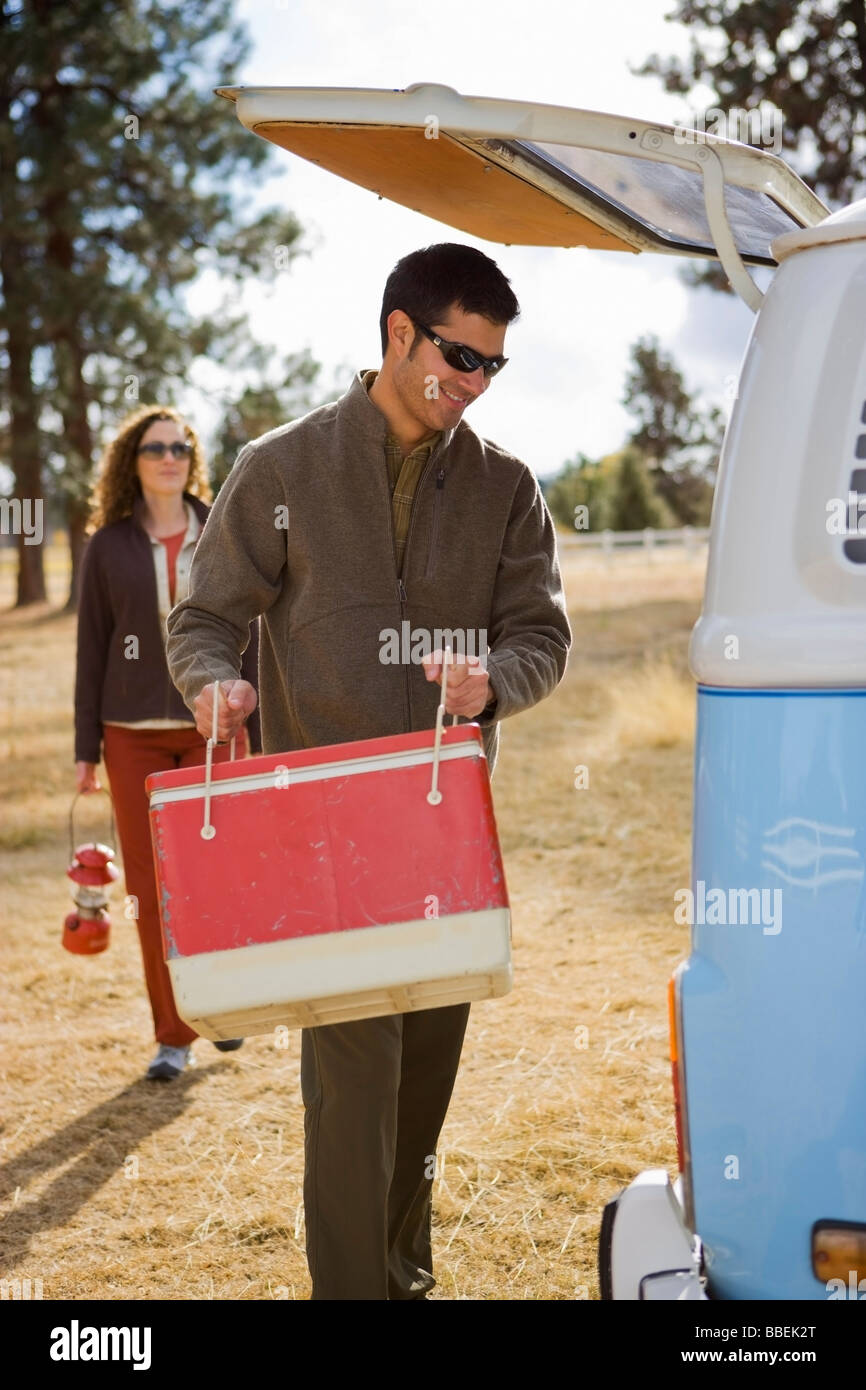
[{"xmin": 215, "ymin": 82, "xmax": 828, "ymax": 309}]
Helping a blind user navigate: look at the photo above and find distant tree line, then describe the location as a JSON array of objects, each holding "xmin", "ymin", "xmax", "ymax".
[{"xmin": 543, "ymin": 337, "xmax": 724, "ymax": 532}]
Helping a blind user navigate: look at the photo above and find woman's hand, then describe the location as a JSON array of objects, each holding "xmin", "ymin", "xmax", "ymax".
[{"xmin": 75, "ymin": 761, "xmax": 101, "ymax": 794}]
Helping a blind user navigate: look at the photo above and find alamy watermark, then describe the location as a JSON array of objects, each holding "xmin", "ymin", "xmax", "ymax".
[
  {"xmin": 827, "ymin": 1271, "xmax": 866, "ymax": 1299},
  {"xmin": 378, "ymin": 623, "xmax": 488, "ymax": 668},
  {"xmin": 49, "ymin": 1321, "xmax": 151, "ymax": 1370},
  {"xmin": 0, "ymin": 497, "xmax": 43, "ymax": 546},
  {"xmin": 1, "ymin": 1276, "xmax": 43, "ymax": 1299},
  {"xmin": 826, "ymin": 493, "xmax": 866, "ymax": 536},
  {"xmin": 674, "ymin": 105, "xmax": 784, "ymax": 156},
  {"xmin": 674, "ymin": 881, "xmax": 782, "ymax": 935}
]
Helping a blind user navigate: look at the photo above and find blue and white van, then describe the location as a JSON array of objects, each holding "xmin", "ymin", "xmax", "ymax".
[
  {"xmin": 600, "ymin": 198, "xmax": 866, "ymax": 1301},
  {"xmin": 215, "ymin": 81, "xmax": 865, "ymax": 1300}
]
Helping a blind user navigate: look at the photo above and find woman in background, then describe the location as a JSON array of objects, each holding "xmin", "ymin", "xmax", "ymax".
[{"xmin": 74, "ymin": 404, "xmax": 260, "ymax": 1081}]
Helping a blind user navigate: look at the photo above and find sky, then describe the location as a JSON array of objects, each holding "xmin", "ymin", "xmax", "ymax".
[{"xmin": 183, "ymin": 0, "xmax": 770, "ymax": 479}]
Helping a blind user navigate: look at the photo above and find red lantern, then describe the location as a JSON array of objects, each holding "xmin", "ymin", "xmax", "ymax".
[
  {"xmin": 63, "ymin": 907, "xmax": 111, "ymax": 955},
  {"xmin": 63, "ymin": 794, "xmax": 118, "ymax": 956}
]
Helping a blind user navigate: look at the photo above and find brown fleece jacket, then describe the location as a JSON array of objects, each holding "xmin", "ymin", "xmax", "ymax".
[{"xmin": 166, "ymin": 370, "xmax": 571, "ymax": 776}]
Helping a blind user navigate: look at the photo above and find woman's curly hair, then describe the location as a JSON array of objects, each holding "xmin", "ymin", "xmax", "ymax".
[{"xmin": 88, "ymin": 404, "xmax": 212, "ymax": 532}]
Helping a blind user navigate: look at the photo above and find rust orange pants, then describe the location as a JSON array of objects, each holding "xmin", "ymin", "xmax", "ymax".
[{"xmin": 102, "ymin": 724, "xmax": 241, "ymax": 1047}]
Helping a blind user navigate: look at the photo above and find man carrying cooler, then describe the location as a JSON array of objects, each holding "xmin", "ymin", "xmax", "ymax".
[{"xmin": 166, "ymin": 242, "xmax": 572, "ymax": 1300}]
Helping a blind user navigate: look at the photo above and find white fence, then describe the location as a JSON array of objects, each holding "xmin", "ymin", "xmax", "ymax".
[{"xmin": 558, "ymin": 526, "xmax": 710, "ymax": 554}]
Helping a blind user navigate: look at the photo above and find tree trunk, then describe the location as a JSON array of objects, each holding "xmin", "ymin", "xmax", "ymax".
[
  {"xmin": 0, "ymin": 51, "xmax": 46, "ymax": 606},
  {"xmin": 7, "ymin": 318, "xmax": 46, "ymax": 606},
  {"xmin": 45, "ymin": 204, "xmax": 94, "ymax": 610},
  {"xmin": 55, "ymin": 332, "xmax": 94, "ymax": 612},
  {"xmin": 3, "ymin": 327, "xmax": 46, "ymax": 610}
]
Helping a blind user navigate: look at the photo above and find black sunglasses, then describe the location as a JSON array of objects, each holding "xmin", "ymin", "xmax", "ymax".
[
  {"xmin": 138, "ymin": 441, "xmax": 193, "ymax": 459},
  {"xmin": 411, "ymin": 318, "xmax": 508, "ymax": 379}
]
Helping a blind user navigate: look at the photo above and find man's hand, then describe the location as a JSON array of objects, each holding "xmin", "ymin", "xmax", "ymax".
[
  {"xmin": 422, "ymin": 650, "xmax": 492, "ymax": 719},
  {"xmin": 193, "ymin": 679, "xmax": 258, "ymax": 743}
]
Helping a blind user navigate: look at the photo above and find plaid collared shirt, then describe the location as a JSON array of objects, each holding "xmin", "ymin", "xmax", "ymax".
[{"xmin": 363, "ymin": 370, "xmax": 441, "ymax": 573}]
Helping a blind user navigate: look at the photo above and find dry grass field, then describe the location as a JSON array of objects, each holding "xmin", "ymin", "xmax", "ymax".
[{"xmin": 0, "ymin": 539, "xmax": 704, "ymax": 1301}]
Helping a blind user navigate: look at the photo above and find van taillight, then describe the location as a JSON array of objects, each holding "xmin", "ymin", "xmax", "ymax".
[{"xmin": 812, "ymin": 1222, "xmax": 866, "ymax": 1285}]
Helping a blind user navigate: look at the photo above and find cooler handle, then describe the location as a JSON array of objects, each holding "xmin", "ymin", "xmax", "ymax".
[
  {"xmin": 201, "ymin": 680, "xmax": 237, "ymax": 840},
  {"xmin": 427, "ymin": 648, "xmax": 458, "ymax": 807}
]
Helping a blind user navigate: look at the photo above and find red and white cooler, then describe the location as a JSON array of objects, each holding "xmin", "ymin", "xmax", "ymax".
[{"xmin": 146, "ymin": 714, "xmax": 512, "ymax": 1039}]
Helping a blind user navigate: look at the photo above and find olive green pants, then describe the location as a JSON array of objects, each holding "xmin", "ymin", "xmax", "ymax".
[{"xmin": 300, "ymin": 1002, "xmax": 471, "ymax": 1300}]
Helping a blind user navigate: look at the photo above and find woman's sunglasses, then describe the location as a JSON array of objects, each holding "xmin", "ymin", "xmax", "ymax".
[
  {"xmin": 411, "ymin": 318, "xmax": 508, "ymax": 380},
  {"xmin": 138, "ymin": 441, "xmax": 193, "ymax": 459}
]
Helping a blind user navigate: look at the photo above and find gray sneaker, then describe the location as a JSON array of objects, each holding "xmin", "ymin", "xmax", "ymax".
[{"xmin": 146, "ymin": 1044, "xmax": 194, "ymax": 1081}]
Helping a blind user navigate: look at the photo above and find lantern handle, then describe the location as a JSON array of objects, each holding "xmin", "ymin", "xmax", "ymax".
[{"xmin": 69, "ymin": 788, "xmax": 117, "ymax": 861}]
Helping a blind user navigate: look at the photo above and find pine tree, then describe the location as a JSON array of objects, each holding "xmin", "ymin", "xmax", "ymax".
[
  {"xmin": 637, "ymin": 1, "xmax": 866, "ymax": 291},
  {"xmin": 639, "ymin": 0, "xmax": 866, "ymax": 208},
  {"xmin": 546, "ymin": 453, "xmax": 613, "ymax": 533},
  {"xmin": 607, "ymin": 447, "xmax": 665, "ymax": 531},
  {"xmin": 622, "ymin": 336, "xmax": 719, "ymax": 525},
  {"xmin": 211, "ymin": 349, "xmax": 323, "ymax": 492},
  {"xmin": 1, "ymin": 0, "xmax": 309, "ymax": 605}
]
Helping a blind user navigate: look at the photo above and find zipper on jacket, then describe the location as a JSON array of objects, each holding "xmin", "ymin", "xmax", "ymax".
[
  {"xmin": 382, "ymin": 459, "xmax": 409, "ymax": 729},
  {"xmin": 396, "ymin": 444, "xmax": 443, "ymax": 732},
  {"xmin": 372, "ymin": 436, "xmax": 409, "ymax": 732},
  {"xmin": 402, "ymin": 444, "xmax": 443, "ymax": 581},
  {"xmin": 423, "ymin": 468, "xmax": 446, "ymax": 581},
  {"xmin": 395, "ymin": 576, "xmax": 410, "ymax": 731}
]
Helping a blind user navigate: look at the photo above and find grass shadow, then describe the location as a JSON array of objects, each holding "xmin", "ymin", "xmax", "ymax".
[{"xmin": 0, "ymin": 1067, "xmax": 217, "ymax": 1270}]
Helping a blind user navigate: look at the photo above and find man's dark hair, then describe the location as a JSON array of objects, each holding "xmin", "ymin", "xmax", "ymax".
[{"xmin": 379, "ymin": 243, "xmax": 520, "ymax": 356}]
